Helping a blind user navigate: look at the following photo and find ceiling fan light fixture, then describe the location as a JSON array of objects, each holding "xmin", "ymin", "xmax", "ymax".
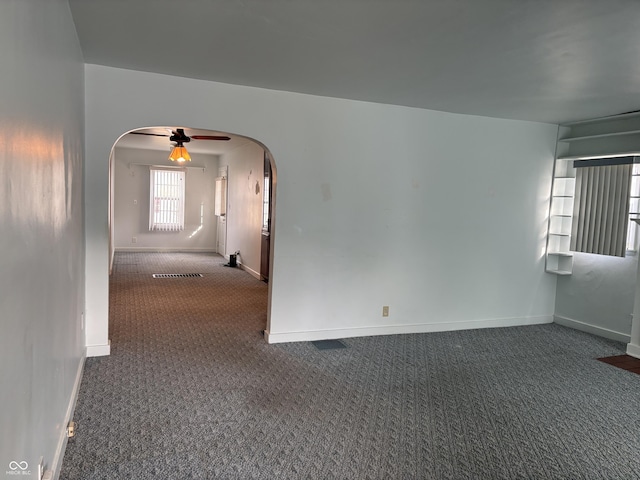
[{"xmin": 168, "ymin": 143, "xmax": 191, "ymax": 163}]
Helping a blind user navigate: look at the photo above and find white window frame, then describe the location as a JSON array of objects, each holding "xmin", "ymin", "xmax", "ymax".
[
  {"xmin": 149, "ymin": 167, "xmax": 186, "ymax": 232},
  {"xmin": 627, "ymin": 163, "xmax": 640, "ymax": 253}
]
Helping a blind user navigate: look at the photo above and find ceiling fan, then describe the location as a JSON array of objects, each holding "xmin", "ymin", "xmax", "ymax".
[
  {"xmin": 130, "ymin": 128, "xmax": 230, "ymax": 142},
  {"xmin": 130, "ymin": 128, "xmax": 230, "ymax": 163}
]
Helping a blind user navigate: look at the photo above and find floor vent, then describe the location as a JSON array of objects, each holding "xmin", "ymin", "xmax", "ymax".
[
  {"xmin": 311, "ymin": 339, "xmax": 348, "ymax": 350},
  {"xmin": 152, "ymin": 273, "xmax": 203, "ymax": 278}
]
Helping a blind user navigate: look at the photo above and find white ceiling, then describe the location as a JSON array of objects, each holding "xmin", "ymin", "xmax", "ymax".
[{"xmin": 69, "ymin": 0, "xmax": 640, "ymax": 126}]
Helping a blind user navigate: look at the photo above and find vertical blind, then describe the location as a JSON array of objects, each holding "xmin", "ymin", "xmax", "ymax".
[
  {"xmin": 149, "ymin": 168, "xmax": 185, "ymax": 231},
  {"xmin": 570, "ymin": 163, "xmax": 632, "ymax": 257}
]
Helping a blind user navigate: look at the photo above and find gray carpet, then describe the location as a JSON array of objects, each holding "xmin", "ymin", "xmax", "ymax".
[{"xmin": 61, "ymin": 252, "xmax": 640, "ymax": 479}]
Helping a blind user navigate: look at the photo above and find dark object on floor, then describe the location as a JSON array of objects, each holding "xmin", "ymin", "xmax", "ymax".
[
  {"xmin": 224, "ymin": 253, "xmax": 237, "ymax": 268},
  {"xmin": 311, "ymin": 339, "xmax": 348, "ymax": 350},
  {"xmin": 597, "ymin": 354, "xmax": 640, "ymax": 375}
]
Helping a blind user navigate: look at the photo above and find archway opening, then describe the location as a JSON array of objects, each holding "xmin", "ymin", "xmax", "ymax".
[{"xmin": 107, "ymin": 126, "xmax": 277, "ymax": 341}]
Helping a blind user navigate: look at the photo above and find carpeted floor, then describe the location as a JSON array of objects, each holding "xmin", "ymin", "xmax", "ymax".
[{"xmin": 61, "ymin": 252, "xmax": 640, "ymax": 479}]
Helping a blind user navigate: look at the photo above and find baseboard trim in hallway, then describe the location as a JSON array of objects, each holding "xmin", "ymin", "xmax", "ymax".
[
  {"xmin": 554, "ymin": 315, "xmax": 630, "ymax": 343},
  {"xmin": 86, "ymin": 341, "xmax": 110, "ymax": 358},
  {"xmin": 52, "ymin": 353, "xmax": 86, "ymax": 479},
  {"xmin": 265, "ymin": 315, "xmax": 553, "ymax": 344}
]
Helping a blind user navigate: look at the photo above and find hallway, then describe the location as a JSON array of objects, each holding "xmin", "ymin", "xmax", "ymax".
[{"xmin": 61, "ymin": 252, "xmax": 270, "ymax": 478}]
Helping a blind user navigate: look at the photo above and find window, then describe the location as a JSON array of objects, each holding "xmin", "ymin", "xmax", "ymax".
[
  {"xmin": 262, "ymin": 170, "xmax": 270, "ymax": 231},
  {"xmin": 627, "ymin": 163, "xmax": 640, "ymax": 252},
  {"xmin": 570, "ymin": 159, "xmax": 632, "ymax": 257},
  {"xmin": 262, "ymin": 153, "xmax": 271, "ymax": 232},
  {"xmin": 214, "ymin": 176, "xmax": 226, "ymax": 217},
  {"xmin": 149, "ymin": 168, "xmax": 185, "ymax": 231}
]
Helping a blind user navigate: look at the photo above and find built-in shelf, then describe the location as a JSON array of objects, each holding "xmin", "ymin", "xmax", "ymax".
[
  {"xmin": 558, "ymin": 151, "xmax": 640, "ymax": 162},
  {"xmin": 546, "ymin": 154, "xmax": 575, "ymax": 275},
  {"xmin": 564, "ymin": 110, "xmax": 640, "ymax": 126},
  {"xmin": 549, "ymin": 270, "xmax": 573, "ymax": 276},
  {"xmin": 559, "ymin": 129, "xmax": 640, "ymax": 143}
]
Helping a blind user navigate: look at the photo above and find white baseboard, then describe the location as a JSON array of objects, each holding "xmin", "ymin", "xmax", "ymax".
[
  {"xmin": 264, "ymin": 315, "xmax": 553, "ymax": 344},
  {"xmin": 627, "ymin": 343, "xmax": 640, "ymax": 359},
  {"xmin": 86, "ymin": 341, "xmax": 111, "ymax": 357},
  {"xmin": 554, "ymin": 315, "xmax": 631, "ymax": 343},
  {"xmin": 115, "ymin": 248, "xmax": 217, "ymax": 253},
  {"xmin": 238, "ymin": 263, "xmax": 261, "ymax": 280},
  {"xmin": 51, "ymin": 350, "xmax": 86, "ymax": 480}
]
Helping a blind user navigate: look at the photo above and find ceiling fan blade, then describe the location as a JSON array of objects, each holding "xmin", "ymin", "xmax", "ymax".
[
  {"xmin": 130, "ymin": 132, "xmax": 169, "ymax": 137},
  {"xmin": 191, "ymin": 135, "xmax": 231, "ymax": 141}
]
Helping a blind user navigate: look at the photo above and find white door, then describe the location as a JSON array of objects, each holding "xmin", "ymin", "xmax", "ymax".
[
  {"xmin": 217, "ymin": 215, "xmax": 226, "ymax": 255},
  {"xmin": 215, "ymin": 168, "xmax": 228, "ymax": 256}
]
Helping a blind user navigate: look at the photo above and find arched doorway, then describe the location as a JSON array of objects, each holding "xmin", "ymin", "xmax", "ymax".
[{"xmin": 107, "ymin": 126, "xmax": 277, "ymax": 343}]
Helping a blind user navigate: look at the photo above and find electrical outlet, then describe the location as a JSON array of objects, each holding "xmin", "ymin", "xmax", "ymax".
[
  {"xmin": 382, "ymin": 306, "xmax": 390, "ymax": 317},
  {"xmin": 133, "ymin": 199, "xmax": 137, "ymax": 205},
  {"xmin": 132, "ymin": 236, "xmax": 137, "ymax": 244}
]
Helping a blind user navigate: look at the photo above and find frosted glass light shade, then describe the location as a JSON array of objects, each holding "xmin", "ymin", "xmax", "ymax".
[{"xmin": 169, "ymin": 145, "xmax": 191, "ymax": 162}]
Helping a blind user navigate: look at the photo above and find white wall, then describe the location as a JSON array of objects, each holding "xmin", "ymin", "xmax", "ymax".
[
  {"xmin": 113, "ymin": 147, "xmax": 219, "ymax": 251},
  {"xmin": 555, "ymin": 244, "xmax": 637, "ymax": 343},
  {"xmin": 0, "ymin": 0, "xmax": 85, "ymax": 477},
  {"xmin": 219, "ymin": 141, "xmax": 265, "ymax": 277},
  {"xmin": 84, "ymin": 65, "xmax": 559, "ymax": 349}
]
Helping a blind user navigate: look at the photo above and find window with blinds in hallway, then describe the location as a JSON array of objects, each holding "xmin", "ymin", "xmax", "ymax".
[{"xmin": 149, "ymin": 168, "xmax": 185, "ymax": 232}]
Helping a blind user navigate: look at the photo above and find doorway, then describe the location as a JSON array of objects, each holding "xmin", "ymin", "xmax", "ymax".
[
  {"xmin": 215, "ymin": 166, "xmax": 228, "ymax": 256},
  {"xmin": 108, "ymin": 126, "xmax": 277, "ymax": 344},
  {"xmin": 260, "ymin": 152, "xmax": 272, "ymax": 282}
]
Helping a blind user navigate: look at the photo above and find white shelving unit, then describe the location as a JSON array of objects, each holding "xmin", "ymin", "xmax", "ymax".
[
  {"xmin": 546, "ymin": 155, "xmax": 575, "ymax": 275},
  {"xmin": 556, "ymin": 111, "xmax": 640, "ymax": 160},
  {"xmin": 545, "ymin": 111, "xmax": 640, "ymax": 275},
  {"xmin": 559, "ymin": 129, "xmax": 640, "ymax": 143}
]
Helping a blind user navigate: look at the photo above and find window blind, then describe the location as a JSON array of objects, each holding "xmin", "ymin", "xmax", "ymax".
[
  {"xmin": 570, "ymin": 163, "xmax": 632, "ymax": 257},
  {"xmin": 149, "ymin": 168, "xmax": 186, "ymax": 231}
]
